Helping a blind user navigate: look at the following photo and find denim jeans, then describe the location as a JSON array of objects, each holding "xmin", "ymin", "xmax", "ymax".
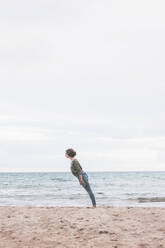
[{"xmin": 78, "ymin": 171, "xmax": 96, "ymax": 206}]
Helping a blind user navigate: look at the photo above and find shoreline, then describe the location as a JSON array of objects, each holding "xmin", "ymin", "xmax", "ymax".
[
  {"xmin": 0, "ymin": 206, "xmax": 165, "ymax": 248},
  {"xmin": 0, "ymin": 205, "xmax": 165, "ymax": 208}
]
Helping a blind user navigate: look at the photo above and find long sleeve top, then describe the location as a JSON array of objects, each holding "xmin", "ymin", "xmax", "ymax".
[{"xmin": 70, "ymin": 158, "xmax": 83, "ymax": 177}]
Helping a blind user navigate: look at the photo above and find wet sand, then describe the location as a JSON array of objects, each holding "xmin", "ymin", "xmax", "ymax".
[{"xmin": 0, "ymin": 206, "xmax": 165, "ymax": 248}]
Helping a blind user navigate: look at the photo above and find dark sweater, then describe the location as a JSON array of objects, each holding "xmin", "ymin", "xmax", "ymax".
[{"xmin": 70, "ymin": 158, "xmax": 83, "ymax": 177}]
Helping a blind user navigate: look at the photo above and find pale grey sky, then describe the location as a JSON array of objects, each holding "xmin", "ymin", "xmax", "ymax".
[{"xmin": 0, "ymin": 0, "xmax": 165, "ymax": 171}]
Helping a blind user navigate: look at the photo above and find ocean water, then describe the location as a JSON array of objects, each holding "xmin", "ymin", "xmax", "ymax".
[{"xmin": 0, "ymin": 171, "xmax": 165, "ymax": 207}]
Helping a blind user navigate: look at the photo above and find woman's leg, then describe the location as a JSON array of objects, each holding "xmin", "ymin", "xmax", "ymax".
[{"xmin": 81, "ymin": 173, "xmax": 96, "ymax": 207}]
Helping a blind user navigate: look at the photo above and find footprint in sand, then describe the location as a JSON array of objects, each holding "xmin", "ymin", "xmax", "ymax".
[
  {"xmin": 139, "ymin": 243, "xmax": 149, "ymax": 248},
  {"xmin": 79, "ymin": 228, "xmax": 84, "ymax": 231},
  {"xmin": 70, "ymin": 225, "xmax": 76, "ymax": 229},
  {"xmin": 111, "ymin": 238, "xmax": 118, "ymax": 241},
  {"xmin": 99, "ymin": 230, "xmax": 109, "ymax": 234},
  {"xmin": 157, "ymin": 228, "xmax": 165, "ymax": 232},
  {"xmin": 121, "ymin": 228, "xmax": 128, "ymax": 231}
]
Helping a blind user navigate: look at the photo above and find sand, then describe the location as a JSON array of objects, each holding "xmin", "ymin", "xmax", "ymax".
[{"xmin": 0, "ymin": 206, "xmax": 165, "ymax": 248}]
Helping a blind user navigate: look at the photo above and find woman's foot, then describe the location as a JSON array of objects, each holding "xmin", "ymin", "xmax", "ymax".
[{"xmin": 86, "ymin": 205, "xmax": 96, "ymax": 208}]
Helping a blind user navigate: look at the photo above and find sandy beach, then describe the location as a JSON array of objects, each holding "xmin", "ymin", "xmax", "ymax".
[{"xmin": 0, "ymin": 206, "xmax": 164, "ymax": 248}]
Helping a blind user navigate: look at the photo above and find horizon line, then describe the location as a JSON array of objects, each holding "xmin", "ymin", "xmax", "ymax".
[{"xmin": 0, "ymin": 170, "xmax": 165, "ymax": 173}]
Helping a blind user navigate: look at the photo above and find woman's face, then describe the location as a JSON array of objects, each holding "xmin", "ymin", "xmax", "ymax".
[{"xmin": 65, "ymin": 152, "xmax": 69, "ymax": 158}]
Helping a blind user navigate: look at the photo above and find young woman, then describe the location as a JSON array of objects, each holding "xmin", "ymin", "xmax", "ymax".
[{"xmin": 65, "ymin": 148, "xmax": 96, "ymax": 208}]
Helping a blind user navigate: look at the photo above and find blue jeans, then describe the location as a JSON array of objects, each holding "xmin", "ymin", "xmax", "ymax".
[{"xmin": 78, "ymin": 171, "xmax": 96, "ymax": 206}]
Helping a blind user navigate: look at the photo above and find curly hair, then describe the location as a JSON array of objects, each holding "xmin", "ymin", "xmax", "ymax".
[{"xmin": 65, "ymin": 148, "xmax": 76, "ymax": 158}]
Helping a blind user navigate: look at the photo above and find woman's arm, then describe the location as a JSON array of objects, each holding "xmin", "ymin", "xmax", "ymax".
[
  {"xmin": 79, "ymin": 174, "xmax": 83, "ymax": 181},
  {"xmin": 79, "ymin": 174, "xmax": 86, "ymax": 187},
  {"xmin": 72, "ymin": 160, "xmax": 86, "ymax": 187}
]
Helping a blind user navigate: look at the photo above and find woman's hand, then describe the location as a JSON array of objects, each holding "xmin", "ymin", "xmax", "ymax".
[
  {"xmin": 80, "ymin": 179, "xmax": 86, "ymax": 187},
  {"xmin": 79, "ymin": 174, "xmax": 86, "ymax": 187}
]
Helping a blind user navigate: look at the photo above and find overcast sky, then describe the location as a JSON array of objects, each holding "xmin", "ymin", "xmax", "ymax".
[{"xmin": 0, "ymin": 0, "xmax": 165, "ymax": 172}]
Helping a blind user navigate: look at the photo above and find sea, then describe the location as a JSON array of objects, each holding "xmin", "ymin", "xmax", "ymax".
[{"xmin": 0, "ymin": 171, "xmax": 165, "ymax": 207}]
